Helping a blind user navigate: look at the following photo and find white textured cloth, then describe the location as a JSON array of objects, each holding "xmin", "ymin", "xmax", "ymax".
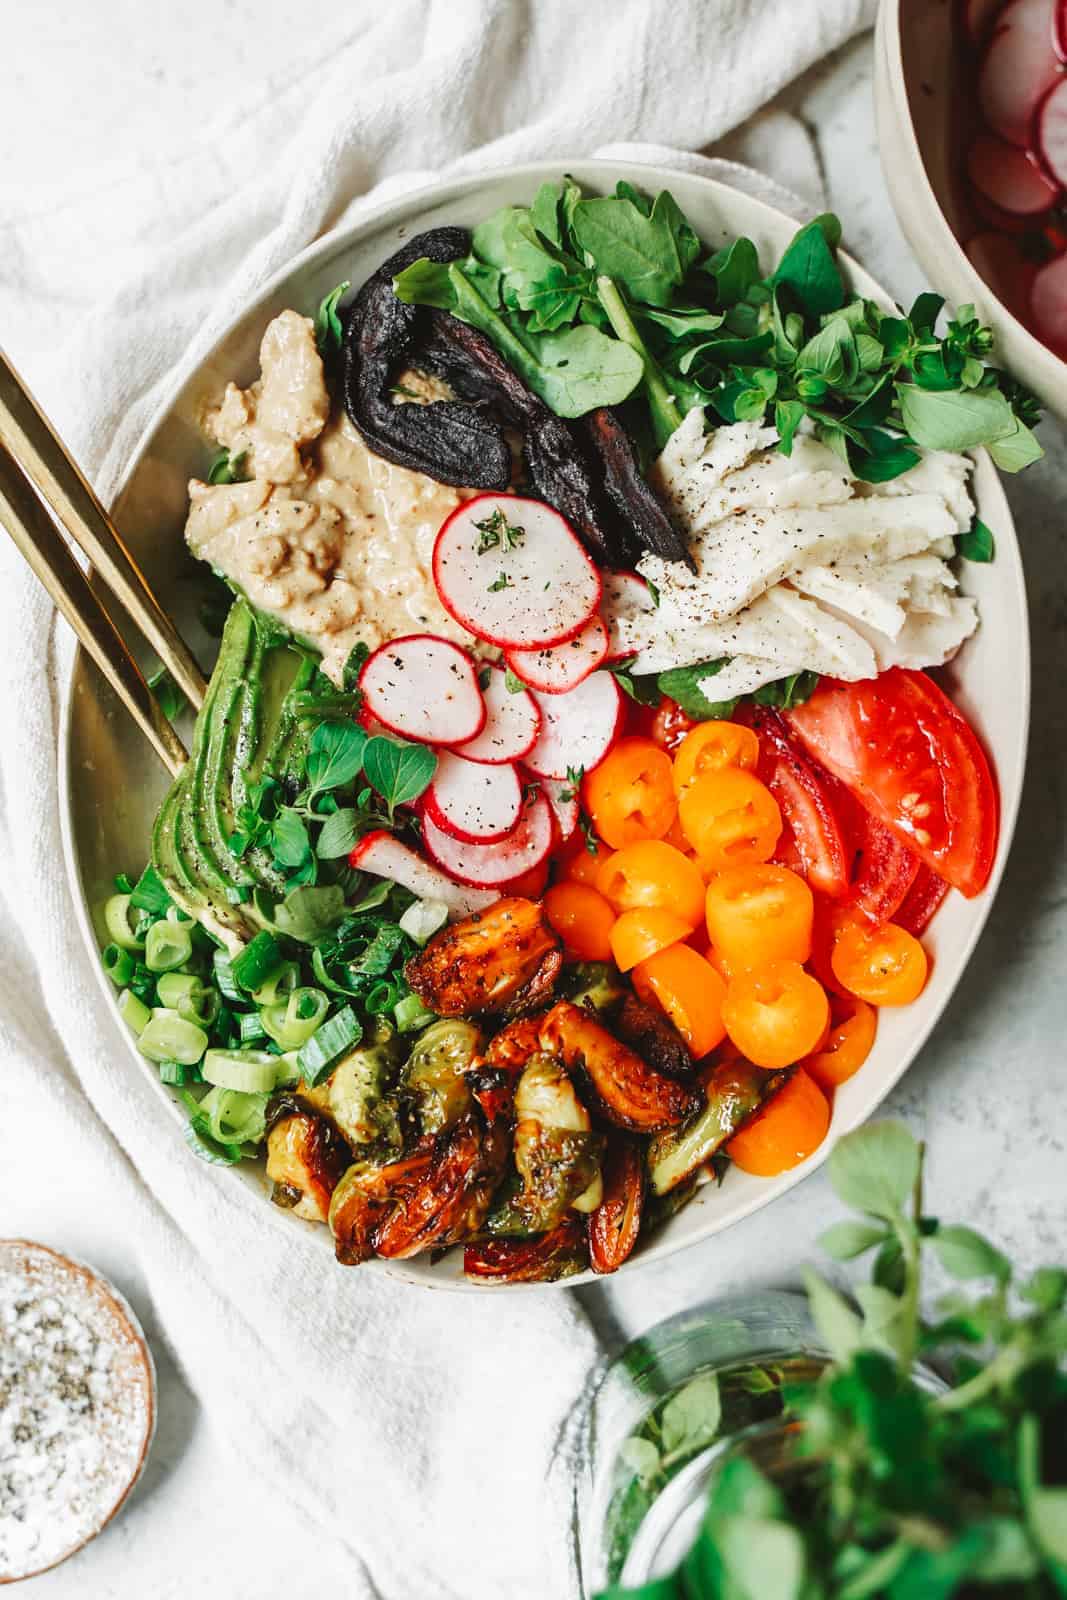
[{"xmin": 0, "ymin": 3, "xmax": 875, "ymax": 1595}]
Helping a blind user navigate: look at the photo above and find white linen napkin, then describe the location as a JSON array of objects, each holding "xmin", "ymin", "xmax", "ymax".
[{"xmin": 0, "ymin": 2, "xmax": 875, "ymax": 1595}]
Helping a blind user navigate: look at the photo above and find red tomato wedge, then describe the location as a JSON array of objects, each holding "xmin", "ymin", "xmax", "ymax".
[
  {"xmin": 844, "ymin": 800, "xmax": 921, "ymax": 925},
  {"xmin": 895, "ymin": 864, "xmax": 951, "ymax": 937},
  {"xmin": 744, "ymin": 708, "xmax": 851, "ymax": 899},
  {"xmin": 785, "ymin": 670, "xmax": 998, "ymax": 898}
]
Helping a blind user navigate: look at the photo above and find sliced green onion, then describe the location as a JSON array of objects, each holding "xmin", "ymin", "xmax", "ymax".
[
  {"xmin": 394, "ymin": 992, "xmax": 436, "ymax": 1033},
  {"xmin": 398, "ymin": 898, "xmax": 449, "ymax": 945},
  {"xmin": 156, "ymin": 971, "xmax": 202, "ymax": 1009},
  {"xmin": 158, "ymin": 1059, "xmax": 197, "ymax": 1086},
  {"xmin": 179, "ymin": 987, "xmax": 219, "ymax": 1028},
  {"xmin": 113, "ymin": 872, "xmax": 135, "ymax": 894},
  {"xmin": 102, "ymin": 943, "xmax": 135, "ymax": 987},
  {"xmin": 137, "ymin": 1007, "xmax": 209, "ymax": 1065},
  {"xmin": 117, "ymin": 988, "xmax": 151, "ymax": 1036},
  {"xmin": 200, "ymin": 1085, "xmax": 270, "ymax": 1146},
  {"xmin": 260, "ymin": 987, "xmax": 330, "ymax": 1051},
  {"xmin": 166, "ymin": 902, "xmax": 194, "ymax": 924},
  {"xmin": 145, "ymin": 919, "xmax": 194, "ymax": 973},
  {"xmin": 296, "ymin": 1004, "xmax": 361, "ymax": 1087},
  {"xmin": 201, "ymin": 1049, "xmax": 280, "ymax": 1093},
  {"xmin": 364, "ymin": 981, "xmax": 394, "ymax": 1015},
  {"xmin": 251, "ymin": 960, "xmax": 299, "ymax": 1006},
  {"xmin": 274, "ymin": 1051, "xmax": 302, "ymax": 1089},
  {"xmin": 129, "ymin": 863, "xmax": 173, "ymax": 916},
  {"xmin": 232, "ymin": 931, "xmax": 284, "ymax": 994},
  {"xmin": 238, "ymin": 1010, "xmax": 268, "ymax": 1045},
  {"xmin": 104, "ymin": 893, "xmax": 146, "ymax": 951},
  {"xmin": 212, "ymin": 949, "xmax": 245, "ymax": 1004}
]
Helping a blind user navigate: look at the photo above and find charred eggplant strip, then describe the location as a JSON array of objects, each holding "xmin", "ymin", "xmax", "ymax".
[
  {"xmin": 342, "ymin": 228, "xmax": 513, "ymax": 488},
  {"xmin": 463, "ymin": 1215, "xmax": 588, "ymax": 1283},
  {"xmin": 588, "ymin": 1136, "xmax": 645, "ymax": 1275},
  {"xmin": 582, "ymin": 407, "xmax": 694, "ymax": 569},
  {"xmin": 647, "ymin": 1059, "xmax": 791, "ymax": 1196},
  {"xmin": 538, "ymin": 1000, "xmax": 701, "ymax": 1133}
]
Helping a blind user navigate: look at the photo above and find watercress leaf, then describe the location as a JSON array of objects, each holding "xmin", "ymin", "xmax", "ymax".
[
  {"xmin": 659, "ymin": 1373, "xmax": 721, "ymax": 1457},
  {"xmin": 855, "ymin": 331, "xmax": 885, "ymax": 372},
  {"xmin": 677, "ymin": 330, "xmax": 775, "ymax": 375},
  {"xmin": 529, "ymin": 181, "xmax": 564, "ymax": 247},
  {"xmin": 362, "ymin": 736, "xmax": 437, "ymax": 811},
  {"xmin": 636, "ymin": 304, "xmax": 726, "ymax": 337},
  {"xmin": 803, "ymin": 1268, "xmax": 862, "ymax": 1363},
  {"xmin": 987, "ymin": 417, "xmax": 1044, "ymax": 471},
  {"xmin": 704, "ymin": 236, "xmax": 761, "ymax": 305},
  {"xmin": 797, "ymin": 316, "xmax": 856, "ymax": 384},
  {"xmin": 896, "ymin": 382, "xmax": 1018, "ymax": 451},
  {"xmin": 526, "ymin": 322, "xmax": 644, "ymax": 416},
  {"xmin": 775, "ymin": 399, "xmax": 807, "ymax": 456},
  {"xmin": 569, "ymin": 189, "xmax": 696, "ymax": 306},
  {"xmin": 619, "ymin": 1435, "xmax": 662, "ymax": 1489},
  {"xmin": 306, "ymin": 721, "xmax": 367, "ymax": 797},
  {"xmin": 316, "ymin": 807, "xmax": 361, "ymax": 860},
  {"xmin": 263, "ymin": 884, "xmax": 346, "ymax": 942},
  {"xmin": 271, "ymin": 807, "xmax": 313, "ymax": 869},
  {"xmin": 314, "ymin": 279, "xmax": 350, "ymax": 355},
  {"xmin": 772, "ymin": 213, "xmax": 845, "ymax": 318},
  {"xmin": 829, "ymin": 1120, "xmax": 920, "ymax": 1221},
  {"xmin": 657, "ymin": 658, "xmax": 737, "ymax": 720},
  {"xmin": 932, "ymin": 1224, "xmax": 1011, "ymax": 1283},
  {"xmin": 819, "ymin": 1219, "xmax": 890, "ymax": 1260},
  {"xmin": 751, "ymin": 671, "xmax": 819, "ymax": 710},
  {"xmin": 910, "ymin": 290, "xmax": 945, "ymax": 333},
  {"xmin": 848, "ymin": 428, "xmax": 921, "ymax": 484}
]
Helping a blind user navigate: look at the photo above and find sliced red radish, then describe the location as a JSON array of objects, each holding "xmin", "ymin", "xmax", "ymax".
[
  {"xmin": 600, "ymin": 570, "xmax": 655, "ymax": 663},
  {"xmin": 978, "ymin": 0, "xmax": 1062, "ymax": 147},
  {"xmin": 523, "ymin": 672, "xmax": 625, "ymax": 781},
  {"xmin": 538, "ymin": 775, "xmax": 580, "ymax": 841},
  {"xmin": 1030, "ymin": 250, "xmax": 1067, "ymax": 348},
  {"xmin": 453, "ymin": 662, "xmax": 541, "ymax": 765},
  {"xmin": 1057, "ymin": 0, "xmax": 1067, "ymax": 57},
  {"xmin": 360, "ymin": 634, "xmax": 485, "ymax": 746},
  {"xmin": 967, "ymin": 132, "xmax": 1060, "ymax": 213},
  {"xmin": 1036, "ymin": 76, "xmax": 1067, "ymax": 183},
  {"xmin": 966, "ymin": 0, "xmax": 1009, "ymax": 42},
  {"xmin": 965, "ymin": 230, "xmax": 1038, "ymax": 317},
  {"xmin": 433, "ymin": 494, "xmax": 601, "ymax": 650},
  {"xmin": 348, "ymin": 831, "xmax": 498, "ymax": 918},
  {"xmin": 423, "ymin": 754, "xmax": 522, "ymax": 843},
  {"xmin": 421, "ymin": 794, "xmax": 554, "ymax": 887},
  {"xmin": 505, "ymin": 615, "xmax": 609, "ymax": 695}
]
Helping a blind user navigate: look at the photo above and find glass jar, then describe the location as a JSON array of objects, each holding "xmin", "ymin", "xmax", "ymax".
[{"xmin": 574, "ymin": 1290, "xmax": 828, "ymax": 1595}]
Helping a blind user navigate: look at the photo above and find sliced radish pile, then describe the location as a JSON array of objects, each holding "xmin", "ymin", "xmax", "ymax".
[
  {"xmin": 423, "ymin": 754, "xmax": 522, "ymax": 843},
  {"xmin": 421, "ymin": 794, "xmax": 555, "ymax": 887},
  {"xmin": 965, "ymin": 230, "xmax": 1037, "ymax": 316},
  {"xmin": 349, "ymin": 831, "xmax": 498, "ymax": 917},
  {"xmin": 1030, "ymin": 252, "xmax": 1067, "ymax": 347},
  {"xmin": 360, "ymin": 634, "xmax": 485, "ymax": 746},
  {"xmin": 966, "ymin": 0, "xmax": 1009, "ymax": 41},
  {"xmin": 979, "ymin": 0, "xmax": 1062, "ymax": 147},
  {"xmin": 523, "ymin": 673, "xmax": 625, "ymax": 781},
  {"xmin": 1036, "ymin": 76, "xmax": 1067, "ymax": 183},
  {"xmin": 433, "ymin": 494, "xmax": 601, "ymax": 649},
  {"xmin": 538, "ymin": 775, "xmax": 580, "ymax": 841},
  {"xmin": 453, "ymin": 662, "xmax": 541, "ymax": 765},
  {"xmin": 967, "ymin": 131, "xmax": 1059, "ymax": 212},
  {"xmin": 505, "ymin": 615, "xmax": 609, "ymax": 695},
  {"xmin": 600, "ymin": 570, "xmax": 655, "ymax": 663}
]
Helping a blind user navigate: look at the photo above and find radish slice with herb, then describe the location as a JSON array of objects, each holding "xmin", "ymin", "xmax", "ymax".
[
  {"xmin": 421, "ymin": 794, "xmax": 555, "ymax": 887},
  {"xmin": 360, "ymin": 634, "xmax": 485, "ymax": 746},
  {"xmin": 1036, "ymin": 76, "xmax": 1067, "ymax": 183},
  {"xmin": 453, "ymin": 662, "xmax": 541, "ymax": 765},
  {"xmin": 967, "ymin": 132, "xmax": 1060, "ymax": 212},
  {"xmin": 523, "ymin": 672, "xmax": 625, "ymax": 781},
  {"xmin": 538, "ymin": 775, "xmax": 580, "ymax": 841},
  {"xmin": 978, "ymin": 0, "xmax": 1061, "ymax": 147},
  {"xmin": 423, "ymin": 754, "xmax": 523, "ymax": 843},
  {"xmin": 600, "ymin": 570, "xmax": 655, "ymax": 663},
  {"xmin": 1030, "ymin": 252, "xmax": 1067, "ymax": 348},
  {"xmin": 348, "ymin": 831, "xmax": 498, "ymax": 918},
  {"xmin": 966, "ymin": 0, "xmax": 1009, "ymax": 41},
  {"xmin": 505, "ymin": 615, "xmax": 609, "ymax": 695},
  {"xmin": 433, "ymin": 494, "xmax": 601, "ymax": 649},
  {"xmin": 965, "ymin": 229, "xmax": 1037, "ymax": 317}
]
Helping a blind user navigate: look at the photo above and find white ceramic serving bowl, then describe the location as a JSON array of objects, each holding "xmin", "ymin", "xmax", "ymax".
[
  {"xmin": 59, "ymin": 160, "xmax": 1029, "ymax": 1290},
  {"xmin": 875, "ymin": 0, "xmax": 1067, "ymax": 421}
]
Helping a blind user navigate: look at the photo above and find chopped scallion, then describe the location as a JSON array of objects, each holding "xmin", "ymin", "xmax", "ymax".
[
  {"xmin": 232, "ymin": 931, "xmax": 283, "ymax": 994},
  {"xmin": 394, "ymin": 992, "xmax": 436, "ymax": 1033},
  {"xmin": 212, "ymin": 949, "xmax": 245, "ymax": 1004},
  {"xmin": 238, "ymin": 1010, "xmax": 268, "ymax": 1045},
  {"xmin": 117, "ymin": 988, "xmax": 151, "ymax": 1036},
  {"xmin": 251, "ymin": 960, "xmax": 299, "ymax": 1007},
  {"xmin": 144, "ymin": 919, "xmax": 194, "ymax": 973},
  {"xmin": 296, "ymin": 1005, "xmax": 362, "ymax": 1087},
  {"xmin": 104, "ymin": 893, "xmax": 146, "ymax": 952},
  {"xmin": 137, "ymin": 1008, "xmax": 209, "ymax": 1066},
  {"xmin": 201, "ymin": 1049, "xmax": 280, "ymax": 1094},
  {"xmin": 129, "ymin": 863, "xmax": 173, "ymax": 917},
  {"xmin": 102, "ymin": 943, "xmax": 135, "ymax": 987}
]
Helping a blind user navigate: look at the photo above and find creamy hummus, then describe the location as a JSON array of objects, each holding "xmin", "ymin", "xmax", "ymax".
[{"xmin": 185, "ymin": 309, "xmax": 477, "ymax": 683}]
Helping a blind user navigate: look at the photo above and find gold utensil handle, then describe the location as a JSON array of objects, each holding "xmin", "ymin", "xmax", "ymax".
[
  {"xmin": 0, "ymin": 446, "xmax": 187, "ymax": 777},
  {"xmin": 0, "ymin": 348, "xmax": 207, "ymax": 711}
]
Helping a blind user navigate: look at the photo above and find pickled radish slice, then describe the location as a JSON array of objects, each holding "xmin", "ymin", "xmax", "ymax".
[
  {"xmin": 453, "ymin": 662, "xmax": 541, "ymax": 765},
  {"xmin": 348, "ymin": 832, "xmax": 498, "ymax": 918},
  {"xmin": 1030, "ymin": 252, "xmax": 1067, "ymax": 349},
  {"xmin": 539, "ymin": 775, "xmax": 580, "ymax": 841},
  {"xmin": 505, "ymin": 615, "xmax": 609, "ymax": 694},
  {"xmin": 433, "ymin": 494, "xmax": 601, "ymax": 649},
  {"xmin": 965, "ymin": 230, "xmax": 1037, "ymax": 318},
  {"xmin": 600, "ymin": 570, "xmax": 656, "ymax": 663},
  {"xmin": 979, "ymin": 0, "xmax": 1061, "ymax": 147},
  {"xmin": 423, "ymin": 755, "xmax": 523, "ymax": 843},
  {"xmin": 1036, "ymin": 76, "xmax": 1067, "ymax": 184},
  {"xmin": 359, "ymin": 634, "xmax": 485, "ymax": 745},
  {"xmin": 421, "ymin": 795, "xmax": 555, "ymax": 887},
  {"xmin": 523, "ymin": 673, "xmax": 626, "ymax": 781},
  {"xmin": 967, "ymin": 132, "xmax": 1060, "ymax": 212},
  {"xmin": 1057, "ymin": 0, "xmax": 1067, "ymax": 57}
]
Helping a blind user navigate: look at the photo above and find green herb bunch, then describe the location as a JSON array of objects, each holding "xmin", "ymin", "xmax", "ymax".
[
  {"xmin": 393, "ymin": 179, "xmax": 1042, "ymax": 479},
  {"xmin": 601, "ymin": 1122, "xmax": 1067, "ymax": 1600}
]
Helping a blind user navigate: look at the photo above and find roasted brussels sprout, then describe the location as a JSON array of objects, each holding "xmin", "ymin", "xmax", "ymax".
[
  {"xmin": 327, "ymin": 1018, "xmax": 405, "ymax": 1154},
  {"xmin": 614, "ymin": 991, "xmax": 694, "ymax": 1080},
  {"xmin": 646, "ymin": 1057, "xmax": 786, "ymax": 1196},
  {"xmin": 509, "ymin": 1053, "xmax": 605, "ymax": 1225},
  {"xmin": 402, "ymin": 1018, "xmax": 481, "ymax": 1136},
  {"xmin": 588, "ymin": 1135, "xmax": 645, "ymax": 1275},
  {"xmin": 558, "ymin": 961, "xmax": 626, "ymax": 1016},
  {"xmin": 539, "ymin": 1001, "xmax": 701, "ymax": 1133},
  {"xmin": 328, "ymin": 1147, "xmax": 434, "ymax": 1266},
  {"xmin": 266, "ymin": 1108, "xmax": 348, "ymax": 1223},
  {"xmin": 374, "ymin": 1110, "xmax": 510, "ymax": 1260},
  {"xmin": 464, "ymin": 1216, "xmax": 588, "ymax": 1283},
  {"xmin": 405, "ymin": 897, "xmax": 561, "ymax": 1018}
]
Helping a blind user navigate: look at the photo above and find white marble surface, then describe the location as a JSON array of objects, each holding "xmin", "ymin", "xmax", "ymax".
[{"xmin": 2, "ymin": 8, "xmax": 1066, "ymax": 1597}]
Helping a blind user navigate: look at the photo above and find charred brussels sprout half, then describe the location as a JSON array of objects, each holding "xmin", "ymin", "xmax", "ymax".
[
  {"xmin": 265, "ymin": 1108, "xmax": 348, "ymax": 1223},
  {"xmin": 487, "ymin": 1053, "xmax": 605, "ymax": 1232},
  {"xmin": 558, "ymin": 961, "xmax": 626, "ymax": 1016},
  {"xmin": 646, "ymin": 1057, "xmax": 786, "ymax": 1197},
  {"xmin": 327, "ymin": 1018, "xmax": 406, "ymax": 1154},
  {"xmin": 402, "ymin": 1018, "xmax": 481, "ymax": 1137}
]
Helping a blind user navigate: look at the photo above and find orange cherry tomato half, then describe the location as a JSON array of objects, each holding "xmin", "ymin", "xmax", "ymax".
[
  {"xmin": 721, "ymin": 960, "xmax": 830, "ymax": 1071},
  {"xmin": 543, "ymin": 883, "xmax": 616, "ymax": 962},
  {"xmin": 560, "ymin": 834, "xmax": 614, "ymax": 887},
  {"xmin": 704, "ymin": 863, "xmax": 814, "ymax": 971},
  {"xmin": 672, "ymin": 721, "xmax": 760, "ymax": 796},
  {"xmin": 610, "ymin": 908, "xmax": 691, "ymax": 972},
  {"xmin": 584, "ymin": 738, "xmax": 677, "ymax": 850},
  {"xmin": 596, "ymin": 840, "xmax": 706, "ymax": 929},
  {"xmin": 678, "ymin": 769, "xmax": 782, "ymax": 870},
  {"xmin": 804, "ymin": 995, "xmax": 877, "ymax": 1091},
  {"xmin": 726, "ymin": 1067, "xmax": 830, "ymax": 1176},
  {"xmin": 632, "ymin": 944, "xmax": 727, "ymax": 1058},
  {"xmin": 830, "ymin": 920, "xmax": 929, "ymax": 1006}
]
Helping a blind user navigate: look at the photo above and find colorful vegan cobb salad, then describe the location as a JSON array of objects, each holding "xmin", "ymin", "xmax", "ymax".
[
  {"xmin": 959, "ymin": 0, "xmax": 1067, "ymax": 355},
  {"xmin": 103, "ymin": 178, "xmax": 1036, "ymax": 1282}
]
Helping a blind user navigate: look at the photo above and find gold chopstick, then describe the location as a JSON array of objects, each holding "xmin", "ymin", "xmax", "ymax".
[
  {"xmin": 0, "ymin": 444, "xmax": 187, "ymax": 777},
  {"xmin": 0, "ymin": 348, "xmax": 207, "ymax": 712}
]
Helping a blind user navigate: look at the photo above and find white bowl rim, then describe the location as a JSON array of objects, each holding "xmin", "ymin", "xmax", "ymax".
[{"xmin": 57, "ymin": 157, "xmax": 1031, "ymax": 1292}]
